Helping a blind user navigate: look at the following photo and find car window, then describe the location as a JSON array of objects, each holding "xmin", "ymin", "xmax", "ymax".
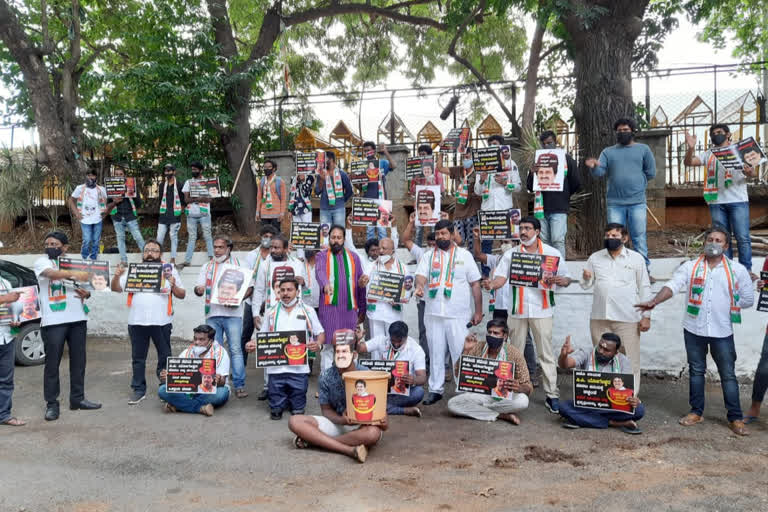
[
  {"xmin": 0, "ymin": 260, "xmax": 37, "ymax": 288},
  {"xmin": 0, "ymin": 268, "xmax": 21, "ymax": 288}
]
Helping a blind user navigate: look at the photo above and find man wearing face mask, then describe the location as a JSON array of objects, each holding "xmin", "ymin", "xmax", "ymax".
[
  {"xmin": 436, "ymin": 149, "xmax": 483, "ymax": 253},
  {"xmin": 403, "ymin": 214, "xmax": 437, "ymax": 365},
  {"xmin": 361, "ymin": 141, "xmax": 394, "ymax": 242},
  {"xmin": 581, "ymin": 223, "xmax": 651, "ymax": 393},
  {"xmin": 246, "ymin": 278, "xmax": 323, "ymax": 419},
  {"xmin": 585, "ymin": 118, "xmax": 656, "ymax": 271},
  {"xmin": 410, "ymin": 145, "xmax": 445, "ymax": 247},
  {"xmin": 316, "ymin": 226, "xmax": 367, "ymax": 371},
  {"xmin": 242, "ymin": 224, "xmax": 277, "ymax": 372},
  {"xmin": 255, "ymin": 159, "xmax": 287, "ymax": 229},
  {"xmin": 636, "ymin": 225, "xmax": 754, "ymax": 436},
  {"xmin": 34, "ymin": 232, "xmax": 99, "ymax": 421},
  {"xmin": 489, "ymin": 216, "xmax": 572, "ymax": 414},
  {"xmin": 415, "ymin": 219, "xmax": 483, "ymax": 405},
  {"xmin": 156, "ymin": 164, "xmax": 186, "ymax": 265},
  {"xmin": 108, "ymin": 166, "xmax": 145, "ymax": 265},
  {"xmin": 251, "ymin": 234, "xmax": 306, "ymax": 330},
  {"xmin": 314, "ymin": 152, "xmax": 353, "ymax": 228},
  {"xmin": 111, "ymin": 239, "xmax": 186, "ymax": 405},
  {"xmin": 683, "ymin": 124, "xmax": 755, "ymax": 275},
  {"xmin": 447, "ymin": 319, "xmax": 531, "ymax": 424},
  {"xmin": 68, "ymin": 169, "xmax": 109, "ymax": 261},
  {"xmin": 526, "ymin": 131, "xmax": 581, "ymax": 259},
  {"xmin": 194, "ymin": 235, "xmax": 250, "ymax": 399},
  {"xmin": 358, "ymin": 238, "xmax": 407, "ymax": 346},
  {"xmin": 179, "ymin": 161, "xmax": 214, "ymax": 269}
]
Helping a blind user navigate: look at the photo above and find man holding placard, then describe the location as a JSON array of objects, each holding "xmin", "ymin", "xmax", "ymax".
[
  {"xmin": 361, "ymin": 141, "xmax": 394, "ymax": 242},
  {"xmin": 68, "ymin": 169, "xmax": 109, "ymax": 261},
  {"xmin": 557, "ymin": 333, "xmax": 644, "ymax": 433},
  {"xmin": 315, "ymin": 152, "xmax": 353, "ymax": 228},
  {"xmin": 252, "ymin": 234, "xmax": 306, "ymax": 330},
  {"xmin": 448, "ymin": 319, "xmax": 531, "ymax": 425},
  {"xmin": 159, "ymin": 324, "xmax": 230, "ymax": 416},
  {"xmin": 361, "ymin": 238, "xmax": 408, "ymax": 342},
  {"xmin": 108, "ymin": 166, "xmax": 145, "ymax": 265},
  {"xmin": 437, "ymin": 150, "xmax": 482, "ymax": 253},
  {"xmin": 409, "ymin": 144, "xmax": 444, "ymax": 247},
  {"xmin": 180, "ymin": 161, "xmax": 214, "ymax": 269},
  {"xmin": 0, "ymin": 280, "xmax": 25, "ymax": 426},
  {"xmin": 683, "ymin": 124, "xmax": 756, "ymax": 274},
  {"xmin": 111, "ymin": 239, "xmax": 186, "ymax": 405},
  {"xmin": 288, "ymin": 165, "xmax": 315, "ymax": 260},
  {"xmin": 474, "ymin": 136, "xmax": 520, "ymax": 246},
  {"xmin": 242, "ymin": 224, "xmax": 277, "ymax": 372},
  {"xmin": 156, "ymin": 164, "xmax": 186, "ymax": 265},
  {"xmin": 489, "ymin": 216, "xmax": 572, "ymax": 414}
]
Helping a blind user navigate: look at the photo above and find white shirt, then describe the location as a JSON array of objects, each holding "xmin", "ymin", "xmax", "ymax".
[
  {"xmin": 301, "ymin": 260, "xmax": 320, "ymax": 309},
  {"xmin": 195, "ymin": 257, "xmax": 247, "ymax": 318},
  {"xmin": 697, "ymin": 150, "xmax": 749, "ymax": 205},
  {"xmin": 485, "ymin": 254, "xmax": 509, "ymax": 311},
  {"xmin": 416, "ymin": 245, "xmax": 481, "ymax": 320},
  {"xmin": 34, "ymin": 257, "xmax": 88, "ymax": 327},
  {"xmin": 473, "ymin": 162, "xmax": 520, "ymax": 211},
  {"xmin": 581, "ymin": 247, "xmax": 651, "ymax": 323},
  {"xmin": 345, "ymin": 228, "xmax": 375, "ymax": 274},
  {"xmin": 181, "ymin": 179, "xmax": 211, "ymax": 217},
  {"xmin": 243, "ymin": 249, "xmax": 271, "ymax": 306},
  {"xmin": 71, "ymin": 184, "xmax": 108, "ymax": 225},
  {"xmin": 366, "ymin": 258, "xmax": 407, "ymax": 324},
  {"xmin": 251, "ymin": 257, "xmax": 307, "ymax": 313},
  {"xmin": 178, "ymin": 341, "xmax": 231, "ymax": 377},
  {"xmin": 665, "ymin": 257, "xmax": 754, "ymax": 338},
  {"xmin": 0, "ymin": 277, "xmax": 12, "ymax": 345},
  {"xmin": 119, "ymin": 266, "xmax": 185, "ymax": 326},
  {"xmin": 364, "ymin": 335, "xmax": 426, "ymax": 373},
  {"xmin": 409, "ymin": 245, "xmax": 426, "ymax": 303},
  {"xmin": 262, "ymin": 302, "xmax": 324, "ymax": 375},
  {"xmin": 493, "ymin": 240, "xmax": 571, "ymax": 319}
]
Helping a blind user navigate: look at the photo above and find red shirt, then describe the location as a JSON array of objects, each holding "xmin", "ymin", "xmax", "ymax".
[{"xmin": 351, "ymin": 393, "xmax": 376, "ymax": 421}]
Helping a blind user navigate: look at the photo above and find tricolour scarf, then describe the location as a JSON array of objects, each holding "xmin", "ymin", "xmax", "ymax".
[
  {"xmin": 325, "ymin": 167, "xmax": 344, "ymax": 206},
  {"xmin": 204, "ymin": 256, "xmax": 241, "ymax": 315},
  {"xmin": 428, "ymin": 245, "xmax": 456, "ymax": 299},
  {"xmin": 78, "ymin": 185, "xmax": 107, "ymax": 215},
  {"xmin": 510, "ymin": 239, "xmax": 555, "ymax": 314},
  {"xmin": 703, "ymin": 152, "xmax": 732, "ymax": 203},
  {"xmin": 687, "ymin": 254, "xmax": 741, "ymax": 323},
  {"xmin": 324, "ymin": 249, "xmax": 357, "ymax": 310},
  {"xmin": 159, "ymin": 181, "xmax": 182, "ymax": 216}
]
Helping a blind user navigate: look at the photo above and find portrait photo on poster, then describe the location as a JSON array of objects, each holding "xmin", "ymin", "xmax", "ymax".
[
  {"xmin": 414, "ymin": 185, "xmax": 441, "ymax": 227},
  {"xmin": 166, "ymin": 357, "xmax": 217, "ymax": 394},
  {"xmin": 0, "ymin": 286, "xmax": 41, "ymax": 325},
  {"xmin": 532, "ymin": 149, "xmax": 566, "ymax": 192},
  {"xmin": 210, "ymin": 264, "xmax": 251, "ymax": 306},
  {"xmin": 573, "ymin": 370, "xmax": 635, "ymax": 414}
]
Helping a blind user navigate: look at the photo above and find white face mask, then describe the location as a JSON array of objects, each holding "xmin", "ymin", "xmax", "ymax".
[
  {"xmin": 214, "ymin": 254, "xmax": 228, "ymax": 263},
  {"xmin": 281, "ymin": 296, "xmax": 298, "ymax": 308},
  {"xmin": 379, "ymin": 254, "xmax": 393, "ymax": 264},
  {"xmin": 521, "ymin": 236, "xmax": 538, "ymax": 247},
  {"xmin": 191, "ymin": 345, "xmax": 207, "ymax": 356},
  {"xmin": 501, "ymin": 243, "xmax": 514, "ymax": 253}
]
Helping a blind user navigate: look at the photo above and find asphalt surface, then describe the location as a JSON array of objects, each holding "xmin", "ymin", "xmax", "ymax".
[{"xmin": 3, "ymin": 337, "xmax": 768, "ymax": 512}]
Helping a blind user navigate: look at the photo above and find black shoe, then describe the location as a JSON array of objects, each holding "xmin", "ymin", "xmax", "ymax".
[
  {"xmin": 45, "ymin": 403, "xmax": 60, "ymax": 421},
  {"xmin": 270, "ymin": 411, "xmax": 283, "ymax": 420},
  {"xmin": 128, "ymin": 391, "xmax": 146, "ymax": 405},
  {"xmin": 422, "ymin": 392, "xmax": 443, "ymax": 406},
  {"xmin": 70, "ymin": 399, "xmax": 102, "ymax": 410},
  {"xmin": 257, "ymin": 389, "xmax": 269, "ymax": 401}
]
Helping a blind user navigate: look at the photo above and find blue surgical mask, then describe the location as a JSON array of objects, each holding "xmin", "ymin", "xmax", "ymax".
[{"xmin": 463, "ymin": 159, "xmax": 473, "ymax": 169}]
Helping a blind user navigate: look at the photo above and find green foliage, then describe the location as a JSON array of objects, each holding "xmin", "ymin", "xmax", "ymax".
[
  {"xmin": 0, "ymin": 147, "xmax": 48, "ymax": 228},
  {"xmin": 686, "ymin": 0, "xmax": 768, "ymax": 62}
]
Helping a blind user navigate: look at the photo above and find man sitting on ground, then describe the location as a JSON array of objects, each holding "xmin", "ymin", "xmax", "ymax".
[
  {"xmin": 159, "ymin": 324, "xmax": 230, "ymax": 416},
  {"xmin": 288, "ymin": 337, "xmax": 387, "ymax": 463},
  {"xmin": 557, "ymin": 333, "xmax": 644, "ymax": 434}
]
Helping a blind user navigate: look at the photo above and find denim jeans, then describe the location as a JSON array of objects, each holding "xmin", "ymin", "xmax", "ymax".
[
  {"xmin": 366, "ymin": 225, "xmax": 386, "ymax": 241},
  {"xmin": 184, "ymin": 215, "xmax": 214, "ymax": 263},
  {"xmin": 80, "ymin": 221, "xmax": 102, "ymax": 260},
  {"xmin": 607, "ymin": 203, "xmax": 648, "ymax": 267},
  {"xmin": 387, "ymin": 386, "xmax": 425, "ymax": 414},
  {"xmin": 683, "ymin": 329, "xmax": 742, "ymax": 421},
  {"xmin": 539, "ymin": 212, "xmax": 567, "ymax": 259},
  {"xmin": 320, "ymin": 208, "xmax": 346, "ymax": 228},
  {"xmin": 0, "ymin": 340, "xmax": 15, "ymax": 423},
  {"xmin": 156, "ymin": 222, "xmax": 181, "ymax": 260},
  {"xmin": 112, "ymin": 218, "xmax": 145, "ymax": 263},
  {"xmin": 158, "ymin": 384, "xmax": 229, "ymax": 413},
  {"xmin": 268, "ymin": 372, "xmax": 309, "ymax": 414},
  {"xmin": 559, "ymin": 400, "xmax": 646, "ymax": 428},
  {"xmin": 453, "ymin": 217, "xmax": 478, "ymax": 253},
  {"xmin": 709, "ymin": 201, "xmax": 752, "ymax": 271},
  {"xmin": 128, "ymin": 324, "xmax": 172, "ymax": 395},
  {"xmin": 414, "ymin": 226, "xmax": 425, "ymax": 247},
  {"xmin": 206, "ymin": 316, "xmax": 246, "ymax": 389},
  {"xmin": 750, "ymin": 334, "xmax": 768, "ymax": 403}
]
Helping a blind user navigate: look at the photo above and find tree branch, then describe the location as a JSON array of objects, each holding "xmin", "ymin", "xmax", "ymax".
[
  {"xmin": 67, "ymin": 0, "xmax": 81, "ymax": 69},
  {"xmin": 0, "ymin": 0, "xmax": 43, "ymax": 75},
  {"xmin": 537, "ymin": 41, "xmax": 564, "ymax": 63},
  {"xmin": 41, "ymin": 0, "xmax": 52, "ymax": 54},
  {"xmin": 283, "ymin": 2, "xmax": 445, "ymax": 30}
]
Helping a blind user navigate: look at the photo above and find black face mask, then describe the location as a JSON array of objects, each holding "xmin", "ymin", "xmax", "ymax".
[
  {"xmin": 330, "ymin": 243, "xmax": 343, "ymax": 254},
  {"xmin": 595, "ymin": 352, "xmax": 614, "ymax": 365},
  {"xmin": 604, "ymin": 238, "xmax": 623, "ymax": 251},
  {"xmin": 86, "ymin": 178, "xmax": 96, "ymax": 188},
  {"xmin": 542, "ymin": 142, "xmax": 557, "ymax": 149},
  {"xmin": 486, "ymin": 335, "xmax": 505, "ymax": 350},
  {"xmin": 616, "ymin": 132, "xmax": 633, "ymax": 145},
  {"xmin": 436, "ymin": 239, "xmax": 451, "ymax": 251},
  {"xmin": 264, "ymin": 168, "xmax": 274, "ymax": 176},
  {"xmin": 45, "ymin": 247, "xmax": 62, "ymax": 260},
  {"xmin": 191, "ymin": 171, "xmax": 201, "ymax": 178},
  {"xmin": 164, "ymin": 173, "xmax": 174, "ymax": 180},
  {"xmin": 711, "ymin": 133, "xmax": 727, "ymax": 146}
]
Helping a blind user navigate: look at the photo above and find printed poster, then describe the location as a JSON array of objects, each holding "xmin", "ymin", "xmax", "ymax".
[
  {"xmin": 351, "ymin": 198, "xmax": 392, "ymax": 227},
  {"xmin": 358, "ymin": 359, "xmax": 410, "ymax": 396},
  {"xmin": 290, "ymin": 222, "xmax": 322, "ymax": 249},
  {"xmin": 58, "ymin": 258, "xmax": 110, "ymax": 292},
  {"xmin": 405, "ymin": 156, "xmax": 435, "ymax": 181},
  {"xmin": 296, "ymin": 151, "xmax": 322, "ymax": 175},
  {"xmin": 367, "ymin": 271, "xmax": 405, "ymax": 303},
  {"xmin": 255, "ymin": 330, "xmax": 308, "ymax": 368},
  {"xmin": 104, "ymin": 177, "xmax": 126, "ymax": 198},
  {"xmin": 573, "ymin": 370, "xmax": 635, "ymax": 414},
  {"xmin": 712, "ymin": 136, "xmax": 767, "ymax": 172},
  {"xmin": 349, "ymin": 160, "xmax": 370, "ymax": 186},
  {"xmin": 440, "ymin": 126, "xmax": 471, "ymax": 153},
  {"xmin": 166, "ymin": 357, "xmax": 217, "ymax": 394},
  {"xmin": 507, "ymin": 252, "xmax": 560, "ymax": 290},
  {"xmin": 457, "ymin": 355, "xmax": 515, "ymax": 398},
  {"xmin": 471, "ymin": 147, "xmax": 502, "ymax": 173},
  {"xmin": 189, "ymin": 177, "xmax": 221, "ymax": 198},
  {"xmin": 210, "ymin": 264, "xmax": 251, "ymax": 306},
  {"xmin": 414, "ymin": 185, "xmax": 440, "ymax": 227},
  {"xmin": 124, "ymin": 262, "xmax": 164, "ymax": 293},
  {"xmin": 532, "ymin": 148, "xmax": 567, "ymax": 192},
  {"xmin": 478, "ymin": 209, "xmax": 520, "ymax": 240},
  {"xmin": 0, "ymin": 286, "xmax": 40, "ymax": 325},
  {"xmin": 757, "ymin": 271, "xmax": 768, "ymax": 312}
]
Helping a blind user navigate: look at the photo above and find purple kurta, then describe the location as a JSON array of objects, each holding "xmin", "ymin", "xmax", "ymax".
[{"xmin": 316, "ymin": 248, "xmax": 366, "ymax": 344}]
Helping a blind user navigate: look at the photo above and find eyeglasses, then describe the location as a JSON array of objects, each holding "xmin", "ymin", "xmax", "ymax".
[{"xmin": 143, "ymin": 248, "xmax": 161, "ymax": 254}]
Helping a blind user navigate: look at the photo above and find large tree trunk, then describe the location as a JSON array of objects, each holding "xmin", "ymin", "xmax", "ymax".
[
  {"xmin": 562, "ymin": 0, "xmax": 649, "ymax": 256},
  {"xmin": 521, "ymin": 15, "xmax": 546, "ymax": 132}
]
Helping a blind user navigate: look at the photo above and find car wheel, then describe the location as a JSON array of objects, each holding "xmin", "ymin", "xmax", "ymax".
[{"xmin": 14, "ymin": 323, "xmax": 45, "ymax": 366}]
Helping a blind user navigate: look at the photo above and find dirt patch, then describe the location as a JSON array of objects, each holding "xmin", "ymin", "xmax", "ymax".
[
  {"xmin": 492, "ymin": 456, "xmax": 517, "ymax": 468},
  {"xmin": 523, "ymin": 445, "xmax": 584, "ymax": 467}
]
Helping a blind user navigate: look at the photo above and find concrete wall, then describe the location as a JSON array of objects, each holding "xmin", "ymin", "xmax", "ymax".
[
  {"xmin": 636, "ymin": 129, "xmax": 670, "ymax": 231},
  {"xmin": 3, "ymin": 252, "xmax": 765, "ymax": 378}
]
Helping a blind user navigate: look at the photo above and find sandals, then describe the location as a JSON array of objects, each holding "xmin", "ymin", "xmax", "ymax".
[
  {"xmin": 1, "ymin": 417, "xmax": 25, "ymax": 427},
  {"xmin": 744, "ymin": 415, "xmax": 759, "ymax": 425},
  {"xmin": 678, "ymin": 413, "xmax": 703, "ymax": 427},
  {"xmin": 293, "ymin": 436, "xmax": 309, "ymax": 449},
  {"xmin": 235, "ymin": 388, "xmax": 249, "ymax": 399},
  {"xmin": 352, "ymin": 444, "xmax": 368, "ymax": 463}
]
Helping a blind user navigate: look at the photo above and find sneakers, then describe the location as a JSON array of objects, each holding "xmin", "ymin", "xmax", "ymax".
[
  {"xmin": 562, "ymin": 421, "xmax": 580, "ymax": 429},
  {"xmin": 545, "ymin": 397, "xmax": 560, "ymax": 414},
  {"xmin": 128, "ymin": 391, "xmax": 146, "ymax": 405},
  {"xmin": 270, "ymin": 410, "xmax": 283, "ymax": 420}
]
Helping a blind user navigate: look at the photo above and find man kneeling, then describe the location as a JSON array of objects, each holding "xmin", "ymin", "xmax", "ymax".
[
  {"xmin": 159, "ymin": 324, "xmax": 230, "ymax": 416},
  {"xmin": 557, "ymin": 333, "xmax": 644, "ymax": 434},
  {"xmin": 288, "ymin": 338, "xmax": 387, "ymax": 463},
  {"xmin": 447, "ymin": 319, "xmax": 531, "ymax": 425}
]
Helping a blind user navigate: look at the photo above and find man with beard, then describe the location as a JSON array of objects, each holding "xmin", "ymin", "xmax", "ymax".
[
  {"xmin": 316, "ymin": 226, "xmax": 366, "ymax": 372},
  {"xmin": 242, "ymin": 224, "xmax": 277, "ymax": 373},
  {"xmin": 112, "ymin": 239, "xmax": 186, "ymax": 405},
  {"xmin": 179, "ymin": 161, "xmax": 214, "ymax": 269},
  {"xmin": 68, "ymin": 169, "xmax": 108, "ymax": 261},
  {"xmin": 359, "ymin": 238, "xmax": 407, "ymax": 342},
  {"xmin": 252, "ymin": 234, "xmax": 306, "ymax": 325},
  {"xmin": 155, "ymin": 164, "xmax": 186, "ymax": 264},
  {"xmin": 288, "ymin": 338, "xmax": 387, "ymax": 463}
]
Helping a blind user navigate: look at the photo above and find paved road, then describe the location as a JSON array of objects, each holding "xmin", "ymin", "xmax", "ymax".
[{"xmin": 3, "ymin": 337, "xmax": 768, "ymax": 512}]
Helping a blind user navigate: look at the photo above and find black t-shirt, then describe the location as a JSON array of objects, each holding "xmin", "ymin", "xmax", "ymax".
[{"xmin": 158, "ymin": 180, "xmax": 186, "ymax": 224}]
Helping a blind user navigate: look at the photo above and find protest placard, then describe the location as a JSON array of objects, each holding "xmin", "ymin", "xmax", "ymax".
[
  {"xmin": 59, "ymin": 258, "xmax": 110, "ymax": 292},
  {"xmin": 124, "ymin": 262, "xmax": 164, "ymax": 293},
  {"xmin": 210, "ymin": 264, "xmax": 251, "ymax": 306},
  {"xmin": 758, "ymin": 271, "xmax": 768, "ymax": 312},
  {"xmin": 0, "ymin": 286, "xmax": 40, "ymax": 325},
  {"xmin": 349, "ymin": 160, "xmax": 370, "ymax": 185},
  {"xmin": 440, "ymin": 126, "xmax": 471, "ymax": 153},
  {"xmin": 573, "ymin": 370, "xmax": 635, "ymax": 414},
  {"xmin": 507, "ymin": 252, "xmax": 560, "ymax": 290},
  {"xmin": 166, "ymin": 357, "xmax": 217, "ymax": 394},
  {"xmin": 471, "ymin": 147, "xmax": 502, "ymax": 173},
  {"xmin": 456, "ymin": 355, "xmax": 515, "ymax": 398},
  {"xmin": 124, "ymin": 177, "xmax": 137, "ymax": 198},
  {"xmin": 414, "ymin": 185, "xmax": 440, "ymax": 227},
  {"xmin": 367, "ymin": 271, "xmax": 405, "ymax": 303},
  {"xmin": 254, "ymin": 330, "xmax": 308, "ymax": 368},
  {"xmin": 406, "ymin": 156, "xmax": 435, "ymax": 181},
  {"xmin": 532, "ymin": 149, "xmax": 567, "ymax": 192},
  {"xmin": 290, "ymin": 222, "xmax": 322, "ymax": 249},
  {"xmin": 712, "ymin": 136, "xmax": 767, "ymax": 173},
  {"xmin": 189, "ymin": 177, "xmax": 221, "ymax": 198},
  {"xmin": 104, "ymin": 177, "xmax": 126, "ymax": 198},
  {"xmin": 296, "ymin": 151, "xmax": 321, "ymax": 175},
  {"xmin": 478, "ymin": 209, "xmax": 516, "ymax": 240},
  {"xmin": 351, "ymin": 198, "xmax": 392, "ymax": 227},
  {"xmin": 357, "ymin": 359, "xmax": 410, "ymax": 396}
]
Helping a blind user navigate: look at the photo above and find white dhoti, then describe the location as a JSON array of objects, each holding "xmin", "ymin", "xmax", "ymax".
[
  {"xmin": 447, "ymin": 392, "xmax": 529, "ymax": 421},
  {"xmin": 425, "ymin": 315, "xmax": 468, "ymax": 394}
]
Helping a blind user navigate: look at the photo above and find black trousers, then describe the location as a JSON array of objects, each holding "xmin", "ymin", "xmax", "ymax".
[
  {"xmin": 42, "ymin": 320, "xmax": 88, "ymax": 405},
  {"xmin": 128, "ymin": 323, "xmax": 172, "ymax": 394},
  {"xmin": 241, "ymin": 302, "xmax": 254, "ymax": 366}
]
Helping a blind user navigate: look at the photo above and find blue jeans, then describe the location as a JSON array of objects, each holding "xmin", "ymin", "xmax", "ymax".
[
  {"xmin": 184, "ymin": 215, "xmax": 214, "ymax": 263},
  {"xmin": 320, "ymin": 208, "xmax": 346, "ymax": 229},
  {"xmin": 366, "ymin": 225, "xmax": 386, "ymax": 241},
  {"xmin": 206, "ymin": 316, "xmax": 246, "ymax": 389},
  {"xmin": 156, "ymin": 222, "xmax": 181, "ymax": 260},
  {"xmin": 387, "ymin": 386, "xmax": 425, "ymax": 415},
  {"xmin": 709, "ymin": 202, "xmax": 752, "ymax": 271},
  {"xmin": 268, "ymin": 372, "xmax": 309, "ymax": 414},
  {"xmin": 80, "ymin": 222, "xmax": 102, "ymax": 260},
  {"xmin": 559, "ymin": 400, "xmax": 645, "ymax": 428},
  {"xmin": 607, "ymin": 203, "xmax": 648, "ymax": 267},
  {"xmin": 112, "ymin": 218, "xmax": 145, "ymax": 263},
  {"xmin": 158, "ymin": 384, "xmax": 229, "ymax": 413},
  {"xmin": 751, "ymin": 334, "xmax": 768, "ymax": 403},
  {"xmin": 0, "ymin": 340, "xmax": 15, "ymax": 423},
  {"xmin": 539, "ymin": 212, "xmax": 567, "ymax": 259},
  {"xmin": 683, "ymin": 329, "xmax": 742, "ymax": 421}
]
